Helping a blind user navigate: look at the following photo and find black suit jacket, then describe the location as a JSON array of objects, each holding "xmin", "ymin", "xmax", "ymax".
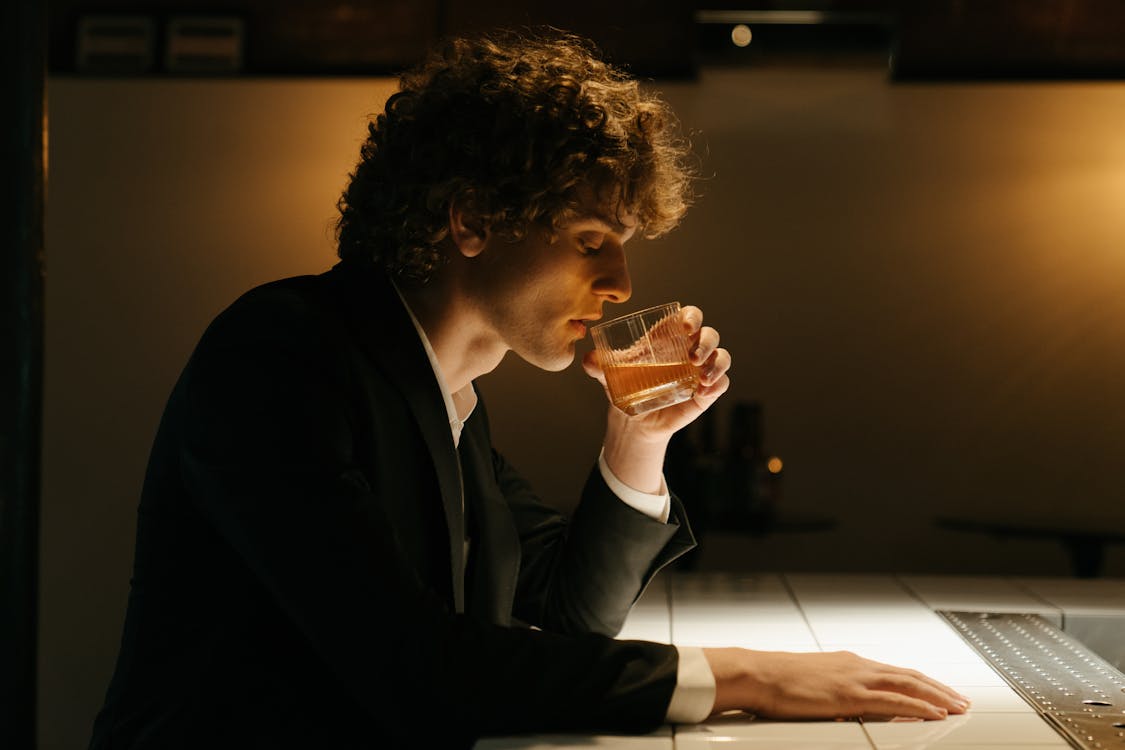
[{"xmin": 90, "ymin": 261, "xmax": 697, "ymax": 749}]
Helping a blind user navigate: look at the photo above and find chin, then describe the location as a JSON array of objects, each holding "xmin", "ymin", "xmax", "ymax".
[
  {"xmin": 541, "ymin": 359, "xmax": 573, "ymax": 373},
  {"xmin": 522, "ymin": 346, "xmax": 576, "ymax": 373}
]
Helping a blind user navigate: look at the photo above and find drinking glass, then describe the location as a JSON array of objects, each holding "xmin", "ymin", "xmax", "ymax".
[{"xmin": 590, "ymin": 302, "xmax": 699, "ymax": 416}]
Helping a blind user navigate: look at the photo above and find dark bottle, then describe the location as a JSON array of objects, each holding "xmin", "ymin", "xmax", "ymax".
[{"xmin": 722, "ymin": 401, "xmax": 779, "ymax": 530}]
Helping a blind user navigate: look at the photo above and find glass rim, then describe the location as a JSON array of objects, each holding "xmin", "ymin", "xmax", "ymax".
[{"xmin": 589, "ymin": 301, "xmax": 681, "ymax": 333}]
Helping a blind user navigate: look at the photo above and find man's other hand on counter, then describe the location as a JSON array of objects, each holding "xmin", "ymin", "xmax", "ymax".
[{"xmin": 703, "ymin": 648, "xmax": 972, "ymax": 721}]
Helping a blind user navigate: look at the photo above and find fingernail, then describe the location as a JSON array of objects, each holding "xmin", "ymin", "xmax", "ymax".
[{"xmin": 933, "ymin": 707, "xmax": 948, "ymax": 719}]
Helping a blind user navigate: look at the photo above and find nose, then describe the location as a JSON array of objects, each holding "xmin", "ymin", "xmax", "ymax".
[{"xmin": 594, "ymin": 244, "xmax": 632, "ymax": 304}]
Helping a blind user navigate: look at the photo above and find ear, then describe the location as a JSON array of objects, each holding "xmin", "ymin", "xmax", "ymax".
[{"xmin": 448, "ymin": 200, "xmax": 489, "ymax": 259}]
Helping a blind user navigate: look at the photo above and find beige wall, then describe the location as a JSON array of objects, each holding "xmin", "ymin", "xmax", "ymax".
[{"xmin": 44, "ymin": 70, "xmax": 1125, "ymax": 748}]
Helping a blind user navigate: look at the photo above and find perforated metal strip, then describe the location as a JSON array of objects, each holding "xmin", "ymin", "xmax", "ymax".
[{"xmin": 941, "ymin": 611, "xmax": 1125, "ymax": 748}]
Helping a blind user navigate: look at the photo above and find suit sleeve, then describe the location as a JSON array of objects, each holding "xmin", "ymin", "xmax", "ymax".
[
  {"xmin": 176, "ymin": 289, "xmax": 679, "ymax": 743},
  {"xmin": 483, "ymin": 414, "xmax": 697, "ymax": 638}
]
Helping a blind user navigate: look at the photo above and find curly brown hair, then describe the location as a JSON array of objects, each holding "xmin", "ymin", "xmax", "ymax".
[{"xmin": 335, "ymin": 28, "xmax": 696, "ymax": 282}]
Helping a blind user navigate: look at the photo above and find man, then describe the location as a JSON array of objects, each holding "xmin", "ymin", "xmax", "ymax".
[{"xmin": 90, "ymin": 29, "xmax": 968, "ymax": 749}]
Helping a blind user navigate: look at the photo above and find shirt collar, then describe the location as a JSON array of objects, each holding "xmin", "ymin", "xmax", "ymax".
[{"xmin": 392, "ymin": 282, "xmax": 478, "ymax": 448}]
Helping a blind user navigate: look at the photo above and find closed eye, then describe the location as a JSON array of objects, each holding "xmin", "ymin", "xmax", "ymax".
[{"xmin": 578, "ymin": 232, "xmax": 605, "ymax": 256}]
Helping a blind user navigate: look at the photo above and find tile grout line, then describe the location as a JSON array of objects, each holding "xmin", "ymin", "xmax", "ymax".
[
  {"xmin": 778, "ymin": 573, "xmax": 823, "ymax": 652},
  {"xmin": 891, "ymin": 571, "xmax": 940, "ymax": 612},
  {"xmin": 782, "ymin": 574, "xmax": 879, "ymax": 750},
  {"xmin": 1007, "ymin": 576, "xmax": 1067, "ymax": 630}
]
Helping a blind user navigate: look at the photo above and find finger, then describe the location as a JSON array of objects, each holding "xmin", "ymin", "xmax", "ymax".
[
  {"xmin": 699, "ymin": 347, "xmax": 732, "ymax": 386},
  {"xmin": 857, "ymin": 689, "xmax": 951, "ymax": 721},
  {"xmin": 693, "ymin": 373, "xmax": 730, "ymax": 407},
  {"xmin": 691, "ymin": 325, "xmax": 720, "ymax": 365},
  {"xmin": 680, "ymin": 305, "xmax": 703, "ymax": 338},
  {"xmin": 871, "ymin": 665, "xmax": 971, "ymax": 712},
  {"xmin": 870, "ymin": 673, "xmax": 968, "ymax": 714},
  {"xmin": 906, "ymin": 676, "xmax": 970, "ymax": 712},
  {"xmin": 581, "ymin": 349, "xmax": 607, "ymax": 386},
  {"xmin": 903, "ymin": 670, "xmax": 972, "ymax": 709}
]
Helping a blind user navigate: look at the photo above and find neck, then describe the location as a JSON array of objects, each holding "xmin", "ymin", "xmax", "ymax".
[{"xmin": 397, "ymin": 272, "xmax": 507, "ymax": 393}]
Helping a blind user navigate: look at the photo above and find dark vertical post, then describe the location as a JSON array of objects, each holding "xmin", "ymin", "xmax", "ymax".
[{"xmin": 1, "ymin": 0, "xmax": 46, "ymax": 747}]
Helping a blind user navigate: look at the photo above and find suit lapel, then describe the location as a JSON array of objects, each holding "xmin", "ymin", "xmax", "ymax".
[
  {"xmin": 458, "ymin": 402, "xmax": 521, "ymax": 625},
  {"xmin": 321, "ymin": 262, "xmax": 467, "ymax": 612}
]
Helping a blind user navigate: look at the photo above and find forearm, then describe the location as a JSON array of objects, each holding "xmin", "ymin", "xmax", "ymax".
[{"xmin": 601, "ymin": 407, "xmax": 670, "ymax": 495}]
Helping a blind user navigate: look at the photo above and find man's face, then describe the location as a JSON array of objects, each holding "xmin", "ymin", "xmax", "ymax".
[{"xmin": 468, "ymin": 201, "xmax": 636, "ymax": 372}]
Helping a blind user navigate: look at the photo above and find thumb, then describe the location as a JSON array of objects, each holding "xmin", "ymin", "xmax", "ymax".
[{"xmin": 582, "ymin": 349, "xmax": 608, "ymax": 387}]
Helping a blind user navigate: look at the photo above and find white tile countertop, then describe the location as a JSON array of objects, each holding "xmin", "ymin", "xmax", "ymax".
[{"xmin": 476, "ymin": 573, "xmax": 1125, "ymax": 749}]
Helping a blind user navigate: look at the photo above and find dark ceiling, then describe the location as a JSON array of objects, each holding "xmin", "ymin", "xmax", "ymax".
[{"xmin": 48, "ymin": 0, "xmax": 1125, "ymax": 79}]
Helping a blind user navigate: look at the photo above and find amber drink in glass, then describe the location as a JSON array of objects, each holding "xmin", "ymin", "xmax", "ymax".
[{"xmin": 590, "ymin": 302, "xmax": 699, "ymax": 416}]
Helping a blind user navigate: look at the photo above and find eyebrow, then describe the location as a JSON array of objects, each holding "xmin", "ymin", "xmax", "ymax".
[{"xmin": 574, "ymin": 210, "xmax": 634, "ymax": 235}]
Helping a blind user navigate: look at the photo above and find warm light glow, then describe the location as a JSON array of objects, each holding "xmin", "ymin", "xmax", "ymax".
[
  {"xmin": 731, "ymin": 24, "xmax": 753, "ymax": 47},
  {"xmin": 767, "ymin": 456, "xmax": 783, "ymax": 474}
]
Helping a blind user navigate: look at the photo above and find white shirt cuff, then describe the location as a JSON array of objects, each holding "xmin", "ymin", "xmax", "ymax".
[
  {"xmin": 665, "ymin": 646, "xmax": 716, "ymax": 724},
  {"xmin": 597, "ymin": 448, "xmax": 672, "ymax": 524}
]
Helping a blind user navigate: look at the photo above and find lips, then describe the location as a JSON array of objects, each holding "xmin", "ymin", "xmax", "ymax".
[{"xmin": 570, "ymin": 314, "xmax": 602, "ymax": 338}]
